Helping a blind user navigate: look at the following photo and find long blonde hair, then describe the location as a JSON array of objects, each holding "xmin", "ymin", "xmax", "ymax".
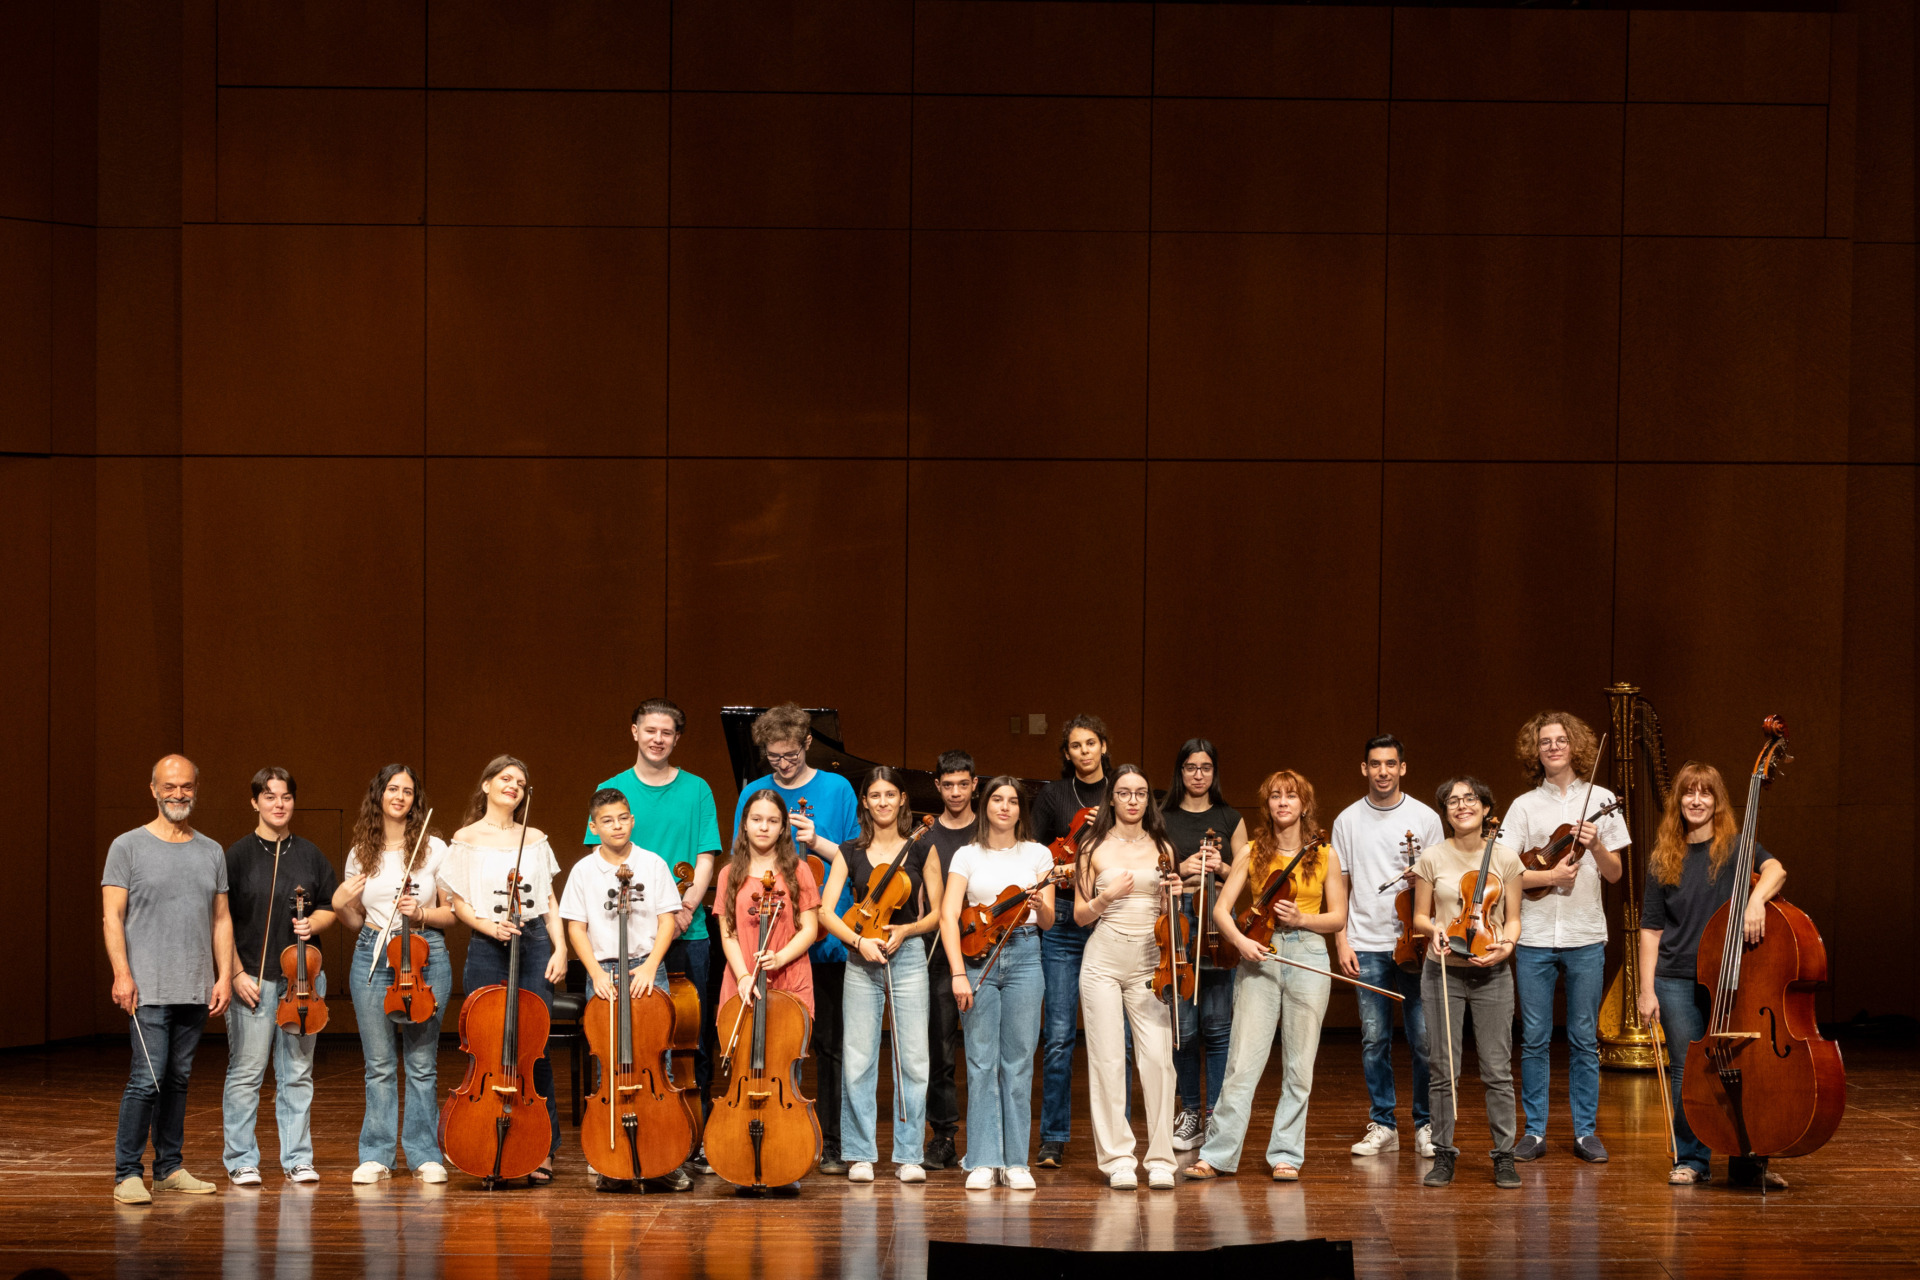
[
  {"xmin": 1650, "ymin": 761, "xmax": 1738, "ymax": 886},
  {"xmin": 1248, "ymin": 770, "xmax": 1323, "ymax": 885}
]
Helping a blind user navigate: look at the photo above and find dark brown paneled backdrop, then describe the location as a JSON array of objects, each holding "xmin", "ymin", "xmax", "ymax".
[{"xmin": 2, "ymin": 1, "xmax": 1913, "ymax": 1045}]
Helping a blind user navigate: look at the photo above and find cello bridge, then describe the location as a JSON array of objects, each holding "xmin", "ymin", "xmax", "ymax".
[
  {"xmin": 490, "ymin": 1084, "xmax": 520, "ymax": 1096},
  {"xmin": 746, "ymin": 1088, "xmax": 773, "ymax": 1101}
]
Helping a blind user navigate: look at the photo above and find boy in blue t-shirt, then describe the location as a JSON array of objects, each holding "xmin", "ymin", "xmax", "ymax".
[{"xmin": 729, "ymin": 703, "xmax": 858, "ymax": 1174}]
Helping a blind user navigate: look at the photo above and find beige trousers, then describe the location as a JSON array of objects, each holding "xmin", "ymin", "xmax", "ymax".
[{"xmin": 1079, "ymin": 924, "xmax": 1178, "ymax": 1176}]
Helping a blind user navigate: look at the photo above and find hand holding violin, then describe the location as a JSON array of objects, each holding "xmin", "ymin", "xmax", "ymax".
[
  {"xmin": 1468, "ymin": 935, "xmax": 1514, "ymax": 967},
  {"xmin": 791, "ymin": 812, "xmax": 817, "ymax": 851},
  {"xmin": 1544, "ymin": 857, "xmax": 1581, "ymax": 890},
  {"xmin": 1272, "ymin": 899, "xmax": 1306, "ymax": 930},
  {"xmin": 1179, "ymin": 849, "xmax": 1222, "ymax": 879}
]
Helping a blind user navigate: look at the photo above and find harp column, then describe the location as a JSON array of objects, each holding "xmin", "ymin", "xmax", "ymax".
[{"xmin": 1598, "ymin": 681, "xmax": 1663, "ymax": 1071}]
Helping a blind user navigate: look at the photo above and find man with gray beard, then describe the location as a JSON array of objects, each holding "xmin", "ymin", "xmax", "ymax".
[{"xmin": 103, "ymin": 754, "xmax": 235, "ymax": 1204}]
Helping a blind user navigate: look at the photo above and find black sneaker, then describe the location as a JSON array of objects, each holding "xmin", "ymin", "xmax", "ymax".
[
  {"xmin": 1573, "ymin": 1134, "xmax": 1609, "ymax": 1164},
  {"xmin": 1513, "ymin": 1133, "xmax": 1546, "ymax": 1162},
  {"xmin": 1493, "ymin": 1152, "xmax": 1521, "ymax": 1189},
  {"xmin": 925, "ymin": 1137, "xmax": 958, "ymax": 1170},
  {"xmin": 1422, "ymin": 1150, "xmax": 1456, "ymax": 1187},
  {"xmin": 818, "ymin": 1153, "xmax": 848, "ymax": 1176},
  {"xmin": 1036, "ymin": 1142, "xmax": 1064, "ymax": 1169}
]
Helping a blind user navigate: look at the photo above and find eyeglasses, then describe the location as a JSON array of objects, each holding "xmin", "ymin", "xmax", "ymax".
[
  {"xmin": 766, "ymin": 750, "xmax": 804, "ymax": 766},
  {"xmin": 1181, "ymin": 764, "xmax": 1214, "ymax": 776},
  {"xmin": 1446, "ymin": 798, "xmax": 1480, "ymax": 810}
]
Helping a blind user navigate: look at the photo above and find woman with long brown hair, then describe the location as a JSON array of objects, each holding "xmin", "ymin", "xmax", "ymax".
[
  {"xmin": 331, "ymin": 764, "xmax": 455, "ymax": 1185},
  {"xmin": 440, "ymin": 755, "xmax": 568, "ymax": 1184},
  {"xmin": 1636, "ymin": 761, "xmax": 1788, "ymax": 1187},
  {"xmin": 715, "ymin": 789, "xmax": 821, "ymax": 1020},
  {"xmin": 1186, "ymin": 770, "xmax": 1348, "ymax": 1182}
]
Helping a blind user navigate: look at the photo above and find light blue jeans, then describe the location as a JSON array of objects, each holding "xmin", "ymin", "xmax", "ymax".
[
  {"xmin": 223, "ymin": 971, "xmax": 323, "ymax": 1173},
  {"xmin": 840, "ymin": 946, "xmax": 930, "ymax": 1167},
  {"xmin": 961, "ymin": 927, "xmax": 1044, "ymax": 1171},
  {"xmin": 348, "ymin": 926, "xmax": 451, "ymax": 1169},
  {"xmin": 1197, "ymin": 928, "xmax": 1331, "ymax": 1173},
  {"xmin": 1515, "ymin": 941, "xmax": 1605, "ymax": 1138}
]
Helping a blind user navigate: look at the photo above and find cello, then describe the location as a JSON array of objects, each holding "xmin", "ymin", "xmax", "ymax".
[
  {"xmin": 1680, "ymin": 717, "xmax": 1845, "ymax": 1168},
  {"xmin": 440, "ymin": 796, "xmax": 552, "ymax": 1187},
  {"xmin": 708, "ymin": 873, "xmax": 819, "ymax": 1190},
  {"xmin": 1443, "ymin": 818, "xmax": 1504, "ymax": 959},
  {"xmin": 582, "ymin": 863, "xmax": 698, "ymax": 1183},
  {"xmin": 275, "ymin": 886, "xmax": 328, "ymax": 1035},
  {"xmin": 378, "ymin": 810, "xmax": 437, "ymax": 1024}
]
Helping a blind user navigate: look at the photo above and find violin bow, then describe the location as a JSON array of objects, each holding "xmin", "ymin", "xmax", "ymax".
[
  {"xmin": 1648, "ymin": 1006, "xmax": 1679, "ymax": 1166},
  {"xmin": 1562, "ymin": 732, "xmax": 1609, "ymax": 871},
  {"xmin": 972, "ymin": 868, "xmax": 1061, "ymax": 990},
  {"xmin": 256, "ymin": 834, "xmax": 287, "ymax": 983},
  {"xmin": 365, "ymin": 807, "xmax": 434, "ymax": 986},
  {"xmin": 1259, "ymin": 948, "xmax": 1406, "ymax": 1002}
]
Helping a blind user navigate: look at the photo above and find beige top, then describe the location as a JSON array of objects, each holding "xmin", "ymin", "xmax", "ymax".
[
  {"xmin": 1413, "ymin": 839, "xmax": 1526, "ymax": 966},
  {"xmin": 1093, "ymin": 868, "xmax": 1164, "ymax": 940}
]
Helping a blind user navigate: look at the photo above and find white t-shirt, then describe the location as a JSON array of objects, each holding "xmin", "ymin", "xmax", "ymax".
[
  {"xmin": 348, "ymin": 837, "xmax": 449, "ymax": 933},
  {"xmin": 1501, "ymin": 780, "xmax": 1631, "ymax": 949},
  {"xmin": 559, "ymin": 847, "xmax": 682, "ymax": 963},
  {"xmin": 439, "ymin": 837, "xmax": 563, "ymax": 928},
  {"xmin": 949, "ymin": 841, "xmax": 1055, "ymax": 907},
  {"xmin": 1331, "ymin": 793, "xmax": 1446, "ymax": 951}
]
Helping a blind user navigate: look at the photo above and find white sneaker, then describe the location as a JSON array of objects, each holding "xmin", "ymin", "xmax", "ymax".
[
  {"xmin": 1172, "ymin": 1108, "xmax": 1204, "ymax": 1152},
  {"xmin": 351, "ymin": 1162, "xmax": 390, "ymax": 1185},
  {"xmin": 416, "ymin": 1162, "xmax": 448, "ymax": 1184},
  {"xmin": 229, "ymin": 1167, "xmax": 262, "ymax": 1188},
  {"xmin": 1148, "ymin": 1167, "xmax": 1176, "ymax": 1190},
  {"xmin": 1003, "ymin": 1166, "xmax": 1036, "ymax": 1191},
  {"xmin": 965, "ymin": 1166, "xmax": 996, "ymax": 1190},
  {"xmin": 897, "ymin": 1164, "xmax": 925, "ymax": 1184},
  {"xmin": 288, "ymin": 1166, "xmax": 320, "ymax": 1184},
  {"xmin": 1414, "ymin": 1124, "xmax": 1436, "ymax": 1158},
  {"xmin": 847, "ymin": 1161, "xmax": 874, "ymax": 1183},
  {"xmin": 1108, "ymin": 1167, "xmax": 1138, "ymax": 1190},
  {"xmin": 1350, "ymin": 1122, "xmax": 1399, "ymax": 1156}
]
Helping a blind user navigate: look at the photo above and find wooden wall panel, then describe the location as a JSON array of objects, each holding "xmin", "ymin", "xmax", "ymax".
[
  {"xmin": 1379, "ymin": 463, "xmax": 1617, "ymax": 810},
  {"xmin": 1848, "ymin": 243, "xmax": 1916, "ymax": 463},
  {"xmin": 1838, "ymin": 467, "xmax": 1915, "ymax": 809},
  {"xmin": 182, "ymin": 225, "xmax": 424, "ymax": 454},
  {"xmin": 427, "ymin": 91, "xmax": 668, "ymax": 227},
  {"xmin": 914, "ymin": 1, "xmax": 1151, "ymax": 96},
  {"xmin": 48, "ymin": 0, "xmax": 97, "ymax": 228},
  {"xmin": 46, "ymin": 457, "xmax": 97, "ymax": 1041},
  {"xmin": 1152, "ymin": 4, "xmax": 1389, "ymax": 100},
  {"xmin": 94, "ymin": 229, "xmax": 179, "ymax": 456},
  {"xmin": 1148, "ymin": 233, "xmax": 1383, "ymax": 460},
  {"xmin": 48, "ymin": 223, "xmax": 95, "ymax": 455},
  {"xmin": 1385, "ymin": 235, "xmax": 1619, "ymax": 462},
  {"xmin": 1390, "ymin": 103, "xmax": 1623, "ymax": 236},
  {"xmin": 426, "ymin": 226, "xmax": 668, "ymax": 456},
  {"xmin": 1150, "ymin": 100, "xmax": 1387, "ymax": 234},
  {"xmin": 671, "ymin": 93, "xmax": 909, "ymax": 229},
  {"xmin": 218, "ymin": 0, "xmax": 426, "ymax": 87},
  {"xmin": 0, "ymin": 0, "xmax": 53, "ymax": 222},
  {"xmin": 1849, "ymin": 0, "xmax": 1913, "ymax": 244},
  {"xmin": 668, "ymin": 229, "xmax": 907, "ymax": 457},
  {"xmin": 912, "ymin": 98, "xmax": 1149, "ymax": 232},
  {"xmin": 905, "ymin": 460, "xmax": 1142, "ymax": 781},
  {"xmin": 910, "ymin": 231, "xmax": 1146, "ymax": 457},
  {"xmin": 1619, "ymin": 237, "xmax": 1850, "ymax": 462},
  {"xmin": 665, "ymin": 459, "xmax": 907, "ymax": 808},
  {"xmin": 1392, "ymin": 9, "xmax": 1627, "ymax": 102},
  {"xmin": 0, "ymin": 218, "xmax": 52, "ymax": 454},
  {"xmin": 1142, "ymin": 461, "xmax": 1380, "ymax": 807},
  {"xmin": 94, "ymin": 0, "xmax": 178, "ymax": 228},
  {"xmin": 1628, "ymin": 12, "xmax": 1830, "ymax": 104},
  {"xmin": 427, "ymin": 0, "xmax": 669, "ymax": 91},
  {"xmin": 672, "ymin": 0, "xmax": 912, "ymax": 93},
  {"xmin": 215, "ymin": 89, "xmax": 424, "ymax": 224},
  {"xmin": 0, "ymin": 460, "xmax": 50, "ymax": 1047},
  {"xmin": 1625, "ymin": 105, "xmax": 1829, "ymax": 237}
]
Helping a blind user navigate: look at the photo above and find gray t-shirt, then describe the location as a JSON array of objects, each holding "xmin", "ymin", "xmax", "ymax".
[{"xmin": 101, "ymin": 826, "xmax": 228, "ymax": 1006}]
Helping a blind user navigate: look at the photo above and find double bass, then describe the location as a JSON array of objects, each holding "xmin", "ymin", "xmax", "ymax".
[
  {"xmin": 1680, "ymin": 717, "xmax": 1845, "ymax": 1167},
  {"xmin": 581, "ymin": 863, "xmax": 699, "ymax": 1183},
  {"xmin": 708, "ymin": 873, "xmax": 819, "ymax": 1190},
  {"xmin": 440, "ymin": 800, "xmax": 552, "ymax": 1186},
  {"xmin": 275, "ymin": 886, "xmax": 328, "ymax": 1035}
]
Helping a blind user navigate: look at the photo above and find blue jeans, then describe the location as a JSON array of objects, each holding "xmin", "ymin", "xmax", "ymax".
[
  {"xmin": 1197, "ymin": 928, "xmax": 1330, "ymax": 1172},
  {"xmin": 666, "ymin": 936, "xmax": 713, "ymax": 1107},
  {"xmin": 840, "ymin": 947, "xmax": 930, "ymax": 1166},
  {"xmin": 962, "ymin": 928, "xmax": 1044, "ymax": 1170},
  {"xmin": 463, "ymin": 918, "xmax": 561, "ymax": 1157},
  {"xmin": 1653, "ymin": 976, "xmax": 1713, "ymax": 1176},
  {"xmin": 1516, "ymin": 941, "xmax": 1605, "ymax": 1138},
  {"xmin": 349, "ymin": 926, "xmax": 451, "ymax": 1169},
  {"xmin": 116, "ymin": 1003, "xmax": 206, "ymax": 1181},
  {"xmin": 1175, "ymin": 966, "xmax": 1234, "ymax": 1113},
  {"xmin": 223, "ymin": 972, "xmax": 323, "ymax": 1173},
  {"xmin": 1355, "ymin": 950, "xmax": 1429, "ymax": 1129},
  {"xmin": 1039, "ymin": 914, "xmax": 1089, "ymax": 1143}
]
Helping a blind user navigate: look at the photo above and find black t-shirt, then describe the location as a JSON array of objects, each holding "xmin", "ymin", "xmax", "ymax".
[
  {"xmin": 1642, "ymin": 839, "xmax": 1775, "ymax": 982},
  {"xmin": 225, "ymin": 833, "xmax": 340, "ymax": 979},
  {"xmin": 1032, "ymin": 776, "xmax": 1107, "ymax": 847},
  {"xmin": 843, "ymin": 837, "xmax": 932, "ymax": 911},
  {"xmin": 1162, "ymin": 802, "xmax": 1241, "ymax": 941}
]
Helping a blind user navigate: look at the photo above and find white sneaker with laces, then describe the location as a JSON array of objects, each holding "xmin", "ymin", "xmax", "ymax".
[
  {"xmin": 1414, "ymin": 1124, "xmax": 1436, "ymax": 1158},
  {"xmin": 1109, "ymin": 1167, "xmax": 1138, "ymax": 1190},
  {"xmin": 1148, "ymin": 1167, "xmax": 1176, "ymax": 1190},
  {"xmin": 1350, "ymin": 1122, "xmax": 1399, "ymax": 1156},
  {"xmin": 229, "ymin": 1167, "xmax": 262, "ymax": 1188},
  {"xmin": 897, "ymin": 1164, "xmax": 925, "ymax": 1184},
  {"xmin": 965, "ymin": 1167, "xmax": 996, "ymax": 1190},
  {"xmin": 351, "ymin": 1162, "xmax": 390, "ymax": 1185},
  {"xmin": 1172, "ymin": 1108, "xmax": 1204, "ymax": 1152},
  {"xmin": 1003, "ymin": 1167, "xmax": 1036, "ymax": 1191},
  {"xmin": 416, "ymin": 1162, "xmax": 448, "ymax": 1184},
  {"xmin": 847, "ymin": 1161, "xmax": 874, "ymax": 1183},
  {"xmin": 288, "ymin": 1166, "xmax": 320, "ymax": 1184}
]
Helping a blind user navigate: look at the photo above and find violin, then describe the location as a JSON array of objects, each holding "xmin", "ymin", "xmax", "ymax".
[
  {"xmin": 843, "ymin": 814, "xmax": 934, "ymax": 941},
  {"xmin": 1388, "ymin": 831, "xmax": 1424, "ymax": 971},
  {"xmin": 440, "ymin": 796, "xmax": 553, "ymax": 1186},
  {"xmin": 1195, "ymin": 828, "xmax": 1238, "ymax": 970},
  {"xmin": 1232, "ymin": 829, "xmax": 1328, "ymax": 956},
  {"xmin": 1443, "ymin": 818, "xmax": 1504, "ymax": 959},
  {"xmin": 275, "ymin": 886, "xmax": 328, "ymax": 1035},
  {"xmin": 1153, "ymin": 847, "xmax": 1196, "ymax": 1014},
  {"xmin": 1520, "ymin": 796, "xmax": 1625, "ymax": 900},
  {"xmin": 707, "ymin": 873, "xmax": 819, "ymax": 1189},
  {"xmin": 1048, "ymin": 806, "xmax": 1096, "ymax": 866},
  {"xmin": 582, "ymin": 864, "xmax": 697, "ymax": 1182},
  {"xmin": 957, "ymin": 865, "xmax": 1071, "ymax": 959},
  {"xmin": 381, "ymin": 812, "xmax": 437, "ymax": 1024},
  {"xmin": 793, "ymin": 798, "xmax": 826, "ymax": 891},
  {"xmin": 1680, "ymin": 717, "xmax": 1845, "ymax": 1162}
]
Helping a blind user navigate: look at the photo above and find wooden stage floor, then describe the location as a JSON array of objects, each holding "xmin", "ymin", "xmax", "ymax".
[{"xmin": 0, "ymin": 1033, "xmax": 1914, "ymax": 1279}]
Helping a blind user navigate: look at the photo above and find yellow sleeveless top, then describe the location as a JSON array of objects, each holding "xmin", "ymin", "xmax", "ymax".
[{"xmin": 1248, "ymin": 839, "xmax": 1330, "ymax": 916}]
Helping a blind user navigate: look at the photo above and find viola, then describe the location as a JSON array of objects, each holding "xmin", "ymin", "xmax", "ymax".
[
  {"xmin": 1443, "ymin": 819, "xmax": 1504, "ymax": 960},
  {"xmin": 1233, "ymin": 829, "xmax": 1328, "ymax": 956},
  {"xmin": 440, "ymin": 795, "xmax": 552, "ymax": 1186},
  {"xmin": 1680, "ymin": 717, "xmax": 1844, "ymax": 1162},
  {"xmin": 275, "ymin": 885, "xmax": 328, "ymax": 1035},
  {"xmin": 582, "ymin": 863, "xmax": 697, "ymax": 1182},
  {"xmin": 1520, "ymin": 797, "xmax": 1625, "ymax": 901},
  {"xmin": 1152, "ymin": 847, "xmax": 1196, "ymax": 1012},
  {"xmin": 1048, "ymin": 806, "xmax": 1096, "ymax": 866},
  {"xmin": 1388, "ymin": 831, "xmax": 1424, "ymax": 971},
  {"xmin": 957, "ymin": 866, "xmax": 1070, "ymax": 959},
  {"xmin": 843, "ymin": 814, "xmax": 934, "ymax": 941},
  {"xmin": 707, "ymin": 873, "xmax": 819, "ymax": 1189},
  {"xmin": 382, "ymin": 813, "xmax": 437, "ymax": 1024}
]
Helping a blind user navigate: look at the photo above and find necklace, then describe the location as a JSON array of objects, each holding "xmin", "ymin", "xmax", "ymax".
[
  {"xmin": 1108, "ymin": 831, "xmax": 1148, "ymax": 845},
  {"xmin": 1069, "ymin": 776, "xmax": 1102, "ymax": 808}
]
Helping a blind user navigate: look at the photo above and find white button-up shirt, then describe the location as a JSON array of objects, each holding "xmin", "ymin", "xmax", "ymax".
[{"xmin": 1501, "ymin": 779, "xmax": 1631, "ymax": 949}]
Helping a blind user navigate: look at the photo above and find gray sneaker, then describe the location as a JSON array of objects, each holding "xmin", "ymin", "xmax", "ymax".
[
  {"xmin": 1574, "ymin": 1134, "xmax": 1609, "ymax": 1163},
  {"xmin": 1513, "ymin": 1133, "xmax": 1547, "ymax": 1162},
  {"xmin": 1172, "ymin": 1109, "xmax": 1204, "ymax": 1152}
]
